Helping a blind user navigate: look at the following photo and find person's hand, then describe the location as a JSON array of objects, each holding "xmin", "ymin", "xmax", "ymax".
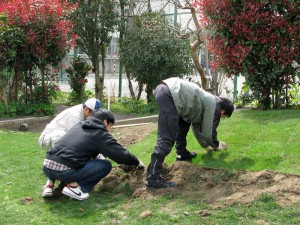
[
  {"xmin": 216, "ymin": 141, "xmax": 227, "ymax": 150},
  {"xmin": 119, "ymin": 164, "xmax": 136, "ymax": 172},
  {"xmin": 119, "ymin": 160, "xmax": 145, "ymax": 172},
  {"xmin": 137, "ymin": 160, "xmax": 145, "ymax": 169},
  {"xmin": 205, "ymin": 146, "xmax": 214, "ymax": 151}
]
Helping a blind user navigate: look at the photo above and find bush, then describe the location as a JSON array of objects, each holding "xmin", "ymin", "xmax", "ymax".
[
  {"xmin": 0, "ymin": 101, "xmax": 56, "ymax": 118},
  {"xmin": 107, "ymin": 97, "xmax": 158, "ymax": 115},
  {"xmin": 67, "ymin": 90, "xmax": 95, "ymax": 105},
  {"xmin": 17, "ymin": 102, "xmax": 57, "ymax": 116},
  {"xmin": 66, "ymin": 57, "xmax": 92, "ymax": 104},
  {"xmin": 0, "ymin": 102, "xmax": 17, "ymax": 118}
]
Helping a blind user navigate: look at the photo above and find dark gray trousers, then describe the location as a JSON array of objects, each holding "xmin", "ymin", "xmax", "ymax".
[{"xmin": 146, "ymin": 84, "xmax": 190, "ymax": 180}]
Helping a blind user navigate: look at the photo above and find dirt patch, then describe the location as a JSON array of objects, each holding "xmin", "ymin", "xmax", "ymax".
[
  {"xmin": 112, "ymin": 123, "xmax": 157, "ymax": 148},
  {"xmin": 104, "ymin": 124, "xmax": 300, "ymax": 209}
]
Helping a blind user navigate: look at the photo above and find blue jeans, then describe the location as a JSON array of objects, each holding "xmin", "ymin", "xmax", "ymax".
[{"xmin": 43, "ymin": 159, "xmax": 112, "ymax": 193}]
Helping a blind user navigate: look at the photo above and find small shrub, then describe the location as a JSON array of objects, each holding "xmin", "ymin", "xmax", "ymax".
[
  {"xmin": 119, "ymin": 97, "xmax": 145, "ymax": 112},
  {"xmin": 52, "ymin": 90, "xmax": 69, "ymax": 104},
  {"xmin": 234, "ymin": 82, "xmax": 254, "ymax": 109},
  {"xmin": 0, "ymin": 102, "xmax": 17, "ymax": 118},
  {"xmin": 17, "ymin": 102, "xmax": 56, "ymax": 116},
  {"xmin": 66, "ymin": 57, "xmax": 92, "ymax": 104},
  {"xmin": 140, "ymin": 100, "xmax": 158, "ymax": 114}
]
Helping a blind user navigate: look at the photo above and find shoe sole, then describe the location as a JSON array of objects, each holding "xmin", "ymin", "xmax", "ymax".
[
  {"xmin": 146, "ymin": 185, "xmax": 176, "ymax": 191},
  {"xmin": 146, "ymin": 186, "xmax": 157, "ymax": 191},
  {"xmin": 62, "ymin": 190, "xmax": 89, "ymax": 201},
  {"xmin": 176, "ymin": 156, "xmax": 196, "ymax": 161},
  {"xmin": 146, "ymin": 182, "xmax": 176, "ymax": 189},
  {"xmin": 176, "ymin": 158, "xmax": 193, "ymax": 161},
  {"xmin": 42, "ymin": 192, "xmax": 53, "ymax": 198}
]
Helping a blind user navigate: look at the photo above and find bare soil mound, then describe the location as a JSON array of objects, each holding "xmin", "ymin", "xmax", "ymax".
[
  {"xmin": 103, "ymin": 124, "xmax": 300, "ymax": 209},
  {"xmin": 99, "ymin": 162, "xmax": 300, "ymax": 209}
]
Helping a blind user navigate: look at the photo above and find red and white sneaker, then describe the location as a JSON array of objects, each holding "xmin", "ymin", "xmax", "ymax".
[
  {"xmin": 62, "ymin": 185, "xmax": 89, "ymax": 201},
  {"xmin": 42, "ymin": 184, "xmax": 54, "ymax": 197}
]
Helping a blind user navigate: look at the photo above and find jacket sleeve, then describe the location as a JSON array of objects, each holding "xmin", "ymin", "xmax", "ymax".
[
  {"xmin": 191, "ymin": 123, "xmax": 209, "ymax": 148},
  {"xmin": 98, "ymin": 133, "xmax": 139, "ymax": 166},
  {"xmin": 191, "ymin": 102, "xmax": 221, "ymax": 149}
]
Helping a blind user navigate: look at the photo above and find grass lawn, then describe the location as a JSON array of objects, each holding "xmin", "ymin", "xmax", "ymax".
[{"xmin": 1, "ymin": 109, "xmax": 300, "ymax": 224}]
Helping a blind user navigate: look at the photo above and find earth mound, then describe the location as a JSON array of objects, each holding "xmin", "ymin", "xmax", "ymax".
[
  {"xmin": 98, "ymin": 161, "xmax": 300, "ymax": 209},
  {"xmin": 98, "ymin": 124, "xmax": 300, "ymax": 209}
]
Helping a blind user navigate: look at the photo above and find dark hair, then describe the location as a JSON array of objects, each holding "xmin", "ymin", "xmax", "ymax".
[
  {"xmin": 92, "ymin": 109, "xmax": 115, "ymax": 124},
  {"xmin": 220, "ymin": 98, "xmax": 234, "ymax": 118}
]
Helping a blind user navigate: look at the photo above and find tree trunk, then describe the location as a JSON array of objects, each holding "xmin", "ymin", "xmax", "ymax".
[
  {"xmin": 100, "ymin": 54, "xmax": 105, "ymax": 100},
  {"xmin": 125, "ymin": 71, "xmax": 136, "ymax": 99},
  {"xmin": 11, "ymin": 67, "xmax": 21, "ymax": 101},
  {"xmin": 191, "ymin": 45, "xmax": 207, "ymax": 89},
  {"xmin": 41, "ymin": 66, "xmax": 45, "ymax": 88},
  {"xmin": 145, "ymin": 84, "xmax": 153, "ymax": 103},
  {"xmin": 137, "ymin": 82, "xmax": 144, "ymax": 100},
  {"xmin": 191, "ymin": 5, "xmax": 207, "ymax": 90},
  {"xmin": 211, "ymin": 71, "xmax": 218, "ymax": 95},
  {"xmin": 93, "ymin": 58, "xmax": 102, "ymax": 100},
  {"xmin": 94, "ymin": 50, "xmax": 106, "ymax": 101},
  {"xmin": 261, "ymin": 87, "xmax": 271, "ymax": 109},
  {"xmin": 40, "ymin": 65, "xmax": 47, "ymax": 103},
  {"xmin": 179, "ymin": 4, "xmax": 207, "ymax": 90},
  {"xmin": 0, "ymin": 85, "xmax": 8, "ymax": 108},
  {"xmin": 120, "ymin": 0, "xmax": 136, "ymax": 99},
  {"xmin": 0, "ymin": 72, "xmax": 9, "ymax": 107}
]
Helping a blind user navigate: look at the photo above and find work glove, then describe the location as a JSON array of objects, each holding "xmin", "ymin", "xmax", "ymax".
[
  {"xmin": 205, "ymin": 146, "xmax": 214, "ymax": 151},
  {"xmin": 216, "ymin": 141, "xmax": 227, "ymax": 150},
  {"xmin": 137, "ymin": 160, "xmax": 145, "ymax": 169}
]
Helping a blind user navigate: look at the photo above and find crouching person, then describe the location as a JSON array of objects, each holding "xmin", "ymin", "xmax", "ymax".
[{"xmin": 42, "ymin": 109, "xmax": 145, "ymax": 201}]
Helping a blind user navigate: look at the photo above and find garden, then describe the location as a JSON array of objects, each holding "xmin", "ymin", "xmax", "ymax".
[
  {"xmin": 1, "ymin": 108, "xmax": 300, "ymax": 224},
  {"xmin": 0, "ymin": 0, "xmax": 300, "ymax": 224}
]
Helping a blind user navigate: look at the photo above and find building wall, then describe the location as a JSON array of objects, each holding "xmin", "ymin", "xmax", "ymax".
[{"xmin": 58, "ymin": 36, "xmax": 120, "ymax": 81}]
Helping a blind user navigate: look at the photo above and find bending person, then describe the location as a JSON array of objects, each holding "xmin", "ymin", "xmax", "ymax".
[{"xmin": 146, "ymin": 77, "xmax": 234, "ymax": 188}]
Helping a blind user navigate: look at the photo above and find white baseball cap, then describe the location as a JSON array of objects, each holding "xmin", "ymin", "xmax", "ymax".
[{"xmin": 84, "ymin": 98, "xmax": 102, "ymax": 110}]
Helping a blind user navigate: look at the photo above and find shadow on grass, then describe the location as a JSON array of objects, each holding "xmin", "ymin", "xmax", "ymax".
[
  {"xmin": 43, "ymin": 191, "xmax": 128, "ymax": 220},
  {"xmin": 201, "ymin": 151, "xmax": 255, "ymax": 170},
  {"xmin": 200, "ymin": 150, "xmax": 283, "ymax": 172}
]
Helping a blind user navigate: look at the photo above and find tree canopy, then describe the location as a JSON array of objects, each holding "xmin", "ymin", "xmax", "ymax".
[
  {"xmin": 195, "ymin": 0, "xmax": 300, "ymax": 109},
  {"xmin": 68, "ymin": 0, "xmax": 119, "ymax": 100},
  {"xmin": 0, "ymin": 0, "xmax": 76, "ymax": 115},
  {"xmin": 120, "ymin": 12, "xmax": 193, "ymax": 102},
  {"xmin": 0, "ymin": 0, "xmax": 76, "ymax": 71}
]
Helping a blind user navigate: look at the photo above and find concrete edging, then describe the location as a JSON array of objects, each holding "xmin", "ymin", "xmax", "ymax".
[
  {"xmin": 0, "ymin": 115, "xmax": 158, "ymax": 130},
  {"xmin": 114, "ymin": 115, "xmax": 158, "ymax": 126},
  {"xmin": 0, "ymin": 116, "xmax": 54, "ymax": 130}
]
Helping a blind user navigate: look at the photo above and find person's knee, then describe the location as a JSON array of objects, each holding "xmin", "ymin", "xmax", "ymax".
[
  {"xmin": 152, "ymin": 151, "xmax": 167, "ymax": 162},
  {"xmin": 103, "ymin": 160, "xmax": 112, "ymax": 174},
  {"xmin": 155, "ymin": 141, "xmax": 173, "ymax": 156},
  {"xmin": 96, "ymin": 160, "xmax": 112, "ymax": 176}
]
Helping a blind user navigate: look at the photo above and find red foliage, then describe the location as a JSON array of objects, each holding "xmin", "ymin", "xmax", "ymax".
[
  {"xmin": 194, "ymin": 0, "xmax": 300, "ymax": 75},
  {"xmin": 0, "ymin": 0, "xmax": 77, "ymax": 66}
]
